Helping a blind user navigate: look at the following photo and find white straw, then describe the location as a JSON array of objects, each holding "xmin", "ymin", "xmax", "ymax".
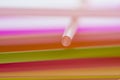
[
  {"xmin": 62, "ymin": 0, "xmax": 87, "ymax": 47},
  {"xmin": 61, "ymin": 17, "xmax": 79, "ymax": 47}
]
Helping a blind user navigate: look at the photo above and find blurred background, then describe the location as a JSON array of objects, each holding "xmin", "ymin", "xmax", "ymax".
[{"xmin": 0, "ymin": 0, "xmax": 120, "ymax": 80}]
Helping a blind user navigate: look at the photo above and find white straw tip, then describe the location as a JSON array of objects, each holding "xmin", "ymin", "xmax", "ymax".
[{"xmin": 62, "ymin": 36, "xmax": 72, "ymax": 47}]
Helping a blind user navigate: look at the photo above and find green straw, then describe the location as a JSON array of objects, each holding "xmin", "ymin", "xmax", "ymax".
[
  {"xmin": 0, "ymin": 46, "xmax": 120, "ymax": 64},
  {"xmin": 0, "ymin": 75, "xmax": 120, "ymax": 80}
]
